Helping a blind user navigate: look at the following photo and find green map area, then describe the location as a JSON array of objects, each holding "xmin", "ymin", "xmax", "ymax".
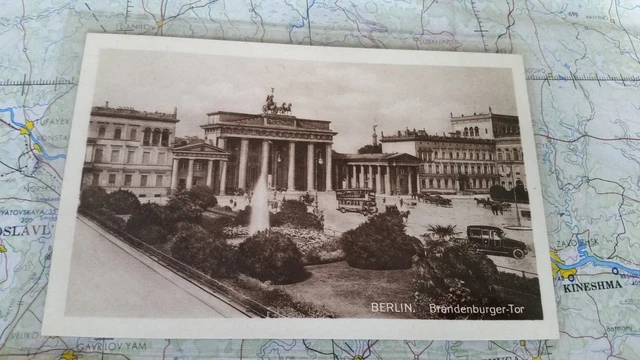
[{"xmin": 1, "ymin": 0, "xmax": 640, "ymax": 358}]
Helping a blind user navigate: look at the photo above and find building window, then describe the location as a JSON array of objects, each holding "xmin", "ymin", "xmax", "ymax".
[
  {"xmin": 515, "ymin": 166, "xmax": 521, "ymax": 175},
  {"xmin": 130, "ymin": 128, "xmax": 137, "ymax": 141},
  {"xmin": 435, "ymin": 165, "xmax": 440, "ymax": 174},
  {"xmin": 434, "ymin": 151, "xmax": 439, "ymax": 159},
  {"xmin": 429, "ymin": 179, "xmax": 433, "ymax": 188},
  {"xmin": 502, "ymin": 181, "xmax": 506, "ymax": 186},
  {"xmin": 475, "ymin": 127, "xmax": 479, "ymax": 136},
  {"xmin": 464, "ymin": 165, "xmax": 468, "ymax": 174},
  {"xmin": 421, "ymin": 179, "xmax": 426, "ymax": 189},
  {"xmin": 513, "ymin": 148, "xmax": 519, "ymax": 161},
  {"xmin": 180, "ymin": 160, "xmax": 188, "ymax": 170},
  {"xmin": 195, "ymin": 162, "xmax": 203, "ymax": 171},
  {"xmin": 456, "ymin": 152, "xmax": 460, "ymax": 159},
  {"xmin": 443, "ymin": 165, "xmax": 448, "ymax": 174},
  {"xmin": 161, "ymin": 129, "xmax": 170, "ymax": 147},
  {"xmin": 485, "ymin": 128, "xmax": 488, "ymax": 134},
  {"xmin": 437, "ymin": 179, "xmax": 441, "ymax": 189},
  {"xmin": 158, "ymin": 152, "xmax": 166, "ymax": 165},
  {"xmin": 482, "ymin": 152, "xmax": 486, "ymax": 160},
  {"xmin": 140, "ymin": 175, "xmax": 148, "ymax": 187},
  {"xmin": 110, "ymin": 149, "xmax": 120, "ymax": 163},
  {"xmin": 444, "ymin": 179, "xmax": 448, "ymax": 188},
  {"xmin": 127, "ymin": 150, "xmax": 135, "ymax": 164},
  {"xmin": 484, "ymin": 165, "xmax": 488, "ymax": 174},
  {"xmin": 506, "ymin": 151, "xmax": 511, "ymax": 161},
  {"xmin": 124, "ymin": 174, "xmax": 132, "ymax": 186},
  {"xmin": 156, "ymin": 175, "xmax": 163, "ymax": 187},
  {"xmin": 471, "ymin": 166, "xmax": 475, "ymax": 174},
  {"xmin": 449, "ymin": 152, "xmax": 452, "ymax": 159},
  {"xmin": 508, "ymin": 181, "xmax": 513, "ymax": 188},
  {"xmin": 152, "ymin": 129, "xmax": 161, "ymax": 146},
  {"xmin": 108, "ymin": 174, "xmax": 116, "ymax": 186},
  {"xmin": 114, "ymin": 128, "xmax": 122, "ymax": 140},
  {"xmin": 98, "ymin": 126, "xmax": 106, "ymax": 138},
  {"xmin": 497, "ymin": 150, "xmax": 503, "ymax": 161},
  {"xmin": 143, "ymin": 128, "xmax": 151, "ymax": 146},
  {"xmin": 94, "ymin": 148, "xmax": 104, "ymax": 163},
  {"xmin": 142, "ymin": 152, "xmax": 150, "ymax": 165},
  {"xmin": 458, "ymin": 165, "xmax": 462, "ymax": 173},
  {"xmin": 474, "ymin": 179, "xmax": 478, "ymax": 188},
  {"xmin": 477, "ymin": 166, "xmax": 481, "ymax": 174},
  {"xmin": 491, "ymin": 165, "xmax": 494, "ymax": 174},
  {"xmin": 463, "ymin": 152, "xmax": 466, "ymax": 159},
  {"xmin": 428, "ymin": 164, "xmax": 432, "ymax": 174},
  {"xmin": 489, "ymin": 153, "xmax": 493, "ymax": 161},
  {"xmin": 91, "ymin": 173, "xmax": 100, "ymax": 186}
]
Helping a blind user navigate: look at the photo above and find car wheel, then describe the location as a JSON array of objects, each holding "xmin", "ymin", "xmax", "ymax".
[
  {"xmin": 340, "ymin": 208, "xmax": 346, "ymax": 213},
  {"xmin": 512, "ymin": 248, "xmax": 525, "ymax": 259}
]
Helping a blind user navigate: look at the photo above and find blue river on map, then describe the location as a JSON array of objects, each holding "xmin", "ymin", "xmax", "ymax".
[
  {"xmin": 551, "ymin": 236, "xmax": 640, "ymax": 277},
  {"xmin": 0, "ymin": 107, "xmax": 66, "ymax": 161}
]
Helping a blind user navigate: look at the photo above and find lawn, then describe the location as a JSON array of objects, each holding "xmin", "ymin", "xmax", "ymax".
[{"xmin": 278, "ymin": 261, "xmax": 415, "ymax": 319}]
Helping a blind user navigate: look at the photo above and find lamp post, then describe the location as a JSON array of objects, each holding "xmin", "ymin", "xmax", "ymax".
[{"xmin": 508, "ymin": 161, "xmax": 522, "ymax": 227}]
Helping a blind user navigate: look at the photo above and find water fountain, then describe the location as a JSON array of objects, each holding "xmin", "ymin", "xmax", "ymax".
[{"xmin": 248, "ymin": 170, "xmax": 270, "ymax": 235}]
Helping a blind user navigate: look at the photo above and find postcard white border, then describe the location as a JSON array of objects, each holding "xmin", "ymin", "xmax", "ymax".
[{"xmin": 42, "ymin": 33, "xmax": 558, "ymax": 340}]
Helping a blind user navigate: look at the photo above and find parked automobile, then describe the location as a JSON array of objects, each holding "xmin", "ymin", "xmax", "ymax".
[{"xmin": 466, "ymin": 225, "xmax": 529, "ymax": 259}]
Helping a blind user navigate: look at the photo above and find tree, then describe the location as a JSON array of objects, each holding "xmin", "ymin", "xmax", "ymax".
[
  {"xmin": 79, "ymin": 186, "xmax": 108, "ymax": 211},
  {"xmin": 184, "ymin": 185, "xmax": 218, "ymax": 210},
  {"xmin": 126, "ymin": 203, "xmax": 166, "ymax": 234},
  {"xmin": 341, "ymin": 209, "xmax": 420, "ymax": 270},
  {"xmin": 489, "ymin": 185, "xmax": 508, "ymax": 200},
  {"xmin": 165, "ymin": 190, "xmax": 203, "ymax": 225},
  {"xmin": 357, "ymin": 144, "xmax": 382, "ymax": 154},
  {"xmin": 237, "ymin": 231, "xmax": 308, "ymax": 284},
  {"xmin": 422, "ymin": 224, "xmax": 461, "ymax": 241},
  {"xmin": 105, "ymin": 189, "xmax": 140, "ymax": 215},
  {"xmin": 170, "ymin": 222, "xmax": 237, "ymax": 278}
]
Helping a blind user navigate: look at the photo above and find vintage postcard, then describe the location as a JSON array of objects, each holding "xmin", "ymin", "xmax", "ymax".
[{"xmin": 42, "ymin": 33, "xmax": 558, "ymax": 340}]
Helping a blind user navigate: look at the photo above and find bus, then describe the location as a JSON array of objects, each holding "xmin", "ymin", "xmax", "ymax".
[{"xmin": 335, "ymin": 189, "xmax": 378, "ymax": 215}]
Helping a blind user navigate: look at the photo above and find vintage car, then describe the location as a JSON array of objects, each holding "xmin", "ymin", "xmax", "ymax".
[{"xmin": 466, "ymin": 225, "xmax": 529, "ymax": 259}]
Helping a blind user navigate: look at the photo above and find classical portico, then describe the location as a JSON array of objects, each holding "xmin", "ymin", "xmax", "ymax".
[
  {"xmin": 170, "ymin": 142, "xmax": 230, "ymax": 195},
  {"xmin": 333, "ymin": 153, "xmax": 421, "ymax": 195},
  {"xmin": 201, "ymin": 106, "xmax": 336, "ymax": 194}
]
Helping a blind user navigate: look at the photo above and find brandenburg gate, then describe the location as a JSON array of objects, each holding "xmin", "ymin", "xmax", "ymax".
[{"xmin": 201, "ymin": 93, "xmax": 336, "ymax": 194}]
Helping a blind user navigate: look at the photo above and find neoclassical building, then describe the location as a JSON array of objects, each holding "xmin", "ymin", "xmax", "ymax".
[
  {"xmin": 381, "ymin": 109, "xmax": 527, "ymax": 194},
  {"xmin": 332, "ymin": 153, "xmax": 421, "ymax": 195},
  {"xmin": 82, "ymin": 103, "xmax": 179, "ymax": 198}
]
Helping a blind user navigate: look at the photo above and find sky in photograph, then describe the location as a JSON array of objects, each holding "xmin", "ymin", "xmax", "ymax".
[{"xmin": 93, "ymin": 49, "xmax": 518, "ymax": 153}]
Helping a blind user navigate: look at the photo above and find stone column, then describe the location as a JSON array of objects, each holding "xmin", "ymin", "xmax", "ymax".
[
  {"xmin": 325, "ymin": 143, "xmax": 333, "ymax": 191},
  {"xmin": 384, "ymin": 166, "xmax": 391, "ymax": 194},
  {"xmin": 367, "ymin": 165, "xmax": 373, "ymax": 189},
  {"xmin": 287, "ymin": 141, "xmax": 296, "ymax": 191},
  {"xmin": 408, "ymin": 167, "xmax": 414, "ymax": 195},
  {"xmin": 186, "ymin": 159, "xmax": 195, "ymax": 190},
  {"xmin": 376, "ymin": 165, "xmax": 383, "ymax": 194},
  {"xmin": 350, "ymin": 165, "xmax": 356, "ymax": 188},
  {"xmin": 395, "ymin": 166, "xmax": 401, "ymax": 194},
  {"xmin": 170, "ymin": 158, "xmax": 179, "ymax": 192},
  {"xmin": 261, "ymin": 140, "xmax": 269, "ymax": 178},
  {"xmin": 359, "ymin": 165, "xmax": 365, "ymax": 188},
  {"xmin": 238, "ymin": 138, "xmax": 249, "ymax": 190},
  {"xmin": 219, "ymin": 161, "xmax": 227, "ymax": 195},
  {"xmin": 307, "ymin": 143, "xmax": 315, "ymax": 191},
  {"xmin": 206, "ymin": 160, "xmax": 214, "ymax": 187}
]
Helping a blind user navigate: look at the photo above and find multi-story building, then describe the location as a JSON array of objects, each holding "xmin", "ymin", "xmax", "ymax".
[
  {"xmin": 449, "ymin": 110, "xmax": 526, "ymax": 189},
  {"xmin": 82, "ymin": 102, "xmax": 179, "ymax": 198},
  {"xmin": 380, "ymin": 109, "xmax": 526, "ymax": 194}
]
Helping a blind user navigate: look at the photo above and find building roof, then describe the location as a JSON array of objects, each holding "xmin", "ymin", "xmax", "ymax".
[
  {"xmin": 91, "ymin": 105, "xmax": 180, "ymax": 123},
  {"xmin": 380, "ymin": 131, "xmax": 495, "ymax": 144},
  {"xmin": 450, "ymin": 112, "xmax": 518, "ymax": 123},
  {"xmin": 172, "ymin": 142, "xmax": 230, "ymax": 155},
  {"xmin": 333, "ymin": 152, "xmax": 421, "ymax": 163}
]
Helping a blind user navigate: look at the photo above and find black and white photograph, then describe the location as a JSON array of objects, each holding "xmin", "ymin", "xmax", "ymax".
[{"xmin": 43, "ymin": 34, "xmax": 558, "ymax": 340}]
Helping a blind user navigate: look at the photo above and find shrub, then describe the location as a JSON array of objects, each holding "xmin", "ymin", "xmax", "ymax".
[
  {"xmin": 235, "ymin": 205, "xmax": 252, "ymax": 226},
  {"xmin": 91, "ymin": 208, "xmax": 126, "ymax": 230},
  {"xmin": 170, "ymin": 223, "xmax": 237, "ymax": 278},
  {"xmin": 237, "ymin": 231, "xmax": 309, "ymax": 284},
  {"xmin": 200, "ymin": 216, "xmax": 235, "ymax": 239},
  {"xmin": 105, "ymin": 189, "xmax": 140, "ymax": 215},
  {"xmin": 341, "ymin": 210, "xmax": 419, "ymax": 270},
  {"xmin": 271, "ymin": 200, "xmax": 323, "ymax": 230},
  {"xmin": 184, "ymin": 185, "xmax": 218, "ymax": 210},
  {"xmin": 126, "ymin": 203, "xmax": 167, "ymax": 234},
  {"xmin": 79, "ymin": 186, "xmax": 108, "ymax": 211}
]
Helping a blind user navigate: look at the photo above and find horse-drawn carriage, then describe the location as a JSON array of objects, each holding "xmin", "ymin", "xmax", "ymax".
[
  {"xmin": 474, "ymin": 197, "xmax": 511, "ymax": 212},
  {"xmin": 421, "ymin": 194, "xmax": 452, "ymax": 207}
]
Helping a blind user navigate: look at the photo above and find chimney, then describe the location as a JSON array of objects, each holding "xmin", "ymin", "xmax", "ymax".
[
  {"xmin": 174, "ymin": 106, "xmax": 178, "ymax": 118},
  {"xmin": 105, "ymin": 101, "xmax": 109, "ymax": 108}
]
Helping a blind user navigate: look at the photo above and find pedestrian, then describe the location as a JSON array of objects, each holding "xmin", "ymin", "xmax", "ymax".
[
  {"xmin": 382, "ymin": 197, "xmax": 386, "ymax": 204},
  {"xmin": 233, "ymin": 201, "xmax": 237, "ymax": 209},
  {"xmin": 229, "ymin": 198, "xmax": 233, "ymax": 205},
  {"xmin": 499, "ymin": 205, "xmax": 504, "ymax": 215},
  {"xmin": 399, "ymin": 198, "xmax": 404, "ymax": 207}
]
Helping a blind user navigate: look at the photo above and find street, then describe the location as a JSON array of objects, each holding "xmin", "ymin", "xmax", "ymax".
[{"xmin": 65, "ymin": 216, "xmax": 250, "ymax": 318}]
